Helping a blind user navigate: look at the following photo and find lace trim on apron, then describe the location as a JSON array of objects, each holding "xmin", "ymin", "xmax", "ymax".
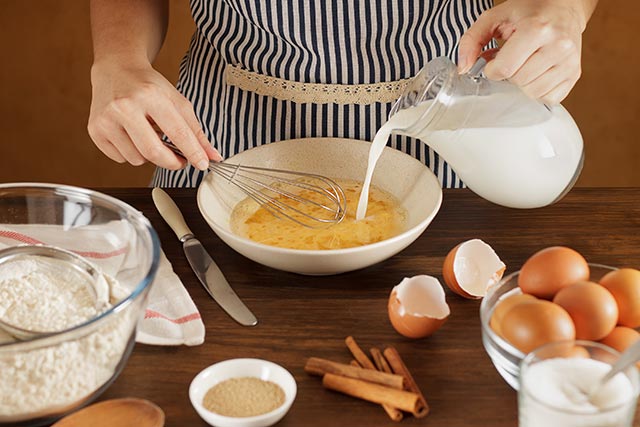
[{"xmin": 225, "ymin": 64, "xmax": 411, "ymax": 105}]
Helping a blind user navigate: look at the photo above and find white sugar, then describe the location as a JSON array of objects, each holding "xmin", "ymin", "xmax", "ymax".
[{"xmin": 519, "ymin": 357, "xmax": 637, "ymax": 427}]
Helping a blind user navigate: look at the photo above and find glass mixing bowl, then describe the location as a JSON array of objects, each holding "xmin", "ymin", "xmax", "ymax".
[
  {"xmin": 479, "ymin": 263, "xmax": 616, "ymax": 390},
  {"xmin": 0, "ymin": 183, "xmax": 160, "ymax": 426}
]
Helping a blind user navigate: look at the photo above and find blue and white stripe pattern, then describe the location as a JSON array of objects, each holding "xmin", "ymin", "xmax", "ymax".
[{"xmin": 152, "ymin": 0, "xmax": 493, "ymax": 188}]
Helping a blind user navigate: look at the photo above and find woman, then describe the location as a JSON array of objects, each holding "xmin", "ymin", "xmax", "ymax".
[{"xmin": 88, "ymin": 0, "xmax": 598, "ymax": 188}]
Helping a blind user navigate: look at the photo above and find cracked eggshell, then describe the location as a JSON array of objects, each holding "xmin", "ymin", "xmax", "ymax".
[
  {"xmin": 388, "ymin": 275, "xmax": 450, "ymax": 339},
  {"xmin": 442, "ymin": 239, "xmax": 506, "ymax": 299}
]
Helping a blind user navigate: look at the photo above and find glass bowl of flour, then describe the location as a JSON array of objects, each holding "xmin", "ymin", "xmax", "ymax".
[{"xmin": 0, "ymin": 183, "xmax": 160, "ymax": 426}]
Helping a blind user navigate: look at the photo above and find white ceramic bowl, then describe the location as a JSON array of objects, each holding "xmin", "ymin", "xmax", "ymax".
[
  {"xmin": 189, "ymin": 358, "xmax": 297, "ymax": 427},
  {"xmin": 197, "ymin": 138, "xmax": 442, "ymax": 275}
]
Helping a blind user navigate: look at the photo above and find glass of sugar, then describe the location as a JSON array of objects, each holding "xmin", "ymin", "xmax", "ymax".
[{"xmin": 518, "ymin": 340, "xmax": 639, "ymax": 427}]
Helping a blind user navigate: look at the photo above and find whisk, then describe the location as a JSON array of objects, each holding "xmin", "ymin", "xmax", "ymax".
[{"xmin": 164, "ymin": 142, "xmax": 347, "ymax": 228}]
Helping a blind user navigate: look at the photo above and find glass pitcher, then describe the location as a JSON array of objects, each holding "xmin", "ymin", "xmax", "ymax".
[{"xmin": 389, "ymin": 56, "xmax": 584, "ymax": 209}]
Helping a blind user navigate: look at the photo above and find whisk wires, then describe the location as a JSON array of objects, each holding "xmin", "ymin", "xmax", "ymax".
[
  {"xmin": 163, "ymin": 141, "xmax": 347, "ymax": 228},
  {"xmin": 211, "ymin": 163, "xmax": 347, "ymax": 229}
]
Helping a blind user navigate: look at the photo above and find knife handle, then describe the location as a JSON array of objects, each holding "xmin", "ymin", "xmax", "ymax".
[{"xmin": 152, "ymin": 188, "xmax": 193, "ymax": 242}]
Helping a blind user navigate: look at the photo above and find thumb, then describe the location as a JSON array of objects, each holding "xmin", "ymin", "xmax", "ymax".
[{"xmin": 458, "ymin": 7, "xmax": 503, "ymax": 73}]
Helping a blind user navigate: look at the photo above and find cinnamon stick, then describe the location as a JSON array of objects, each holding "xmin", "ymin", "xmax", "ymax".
[
  {"xmin": 369, "ymin": 347, "xmax": 404, "ymax": 422},
  {"xmin": 350, "ymin": 360, "xmax": 361, "ymax": 368},
  {"xmin": 345, "ymin": 336, "xmax": 376, "ymax": 370},
  {"xmin": 370, "ymin": 347, "xmax": 390, "ymax": 373},
  {"xmin": 305, "ymin": 357, "xmax": 404, "ymax": 390},
  {"xmin": 345, "ymin": 338, "xmax": 404, "ymax": 421},
  {"xmin": 383, "ymin": 347, "xmax": 430, "ymax": 418},
  {"xmin": 322, "ymin": 373, "xmax": 424, "ymax": 415}
]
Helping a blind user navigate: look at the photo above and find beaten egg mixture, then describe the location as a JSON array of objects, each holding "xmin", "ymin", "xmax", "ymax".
[{"xmin": 230, "ymin": 179, "xmax": 406, "ymax": 250}]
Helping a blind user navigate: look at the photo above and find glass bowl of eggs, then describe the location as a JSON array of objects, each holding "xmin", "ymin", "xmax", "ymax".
[
  {"xmin": 197, "ymin": 138, "xmax": 443, "ymax": 275},
  {"xmin": 479, "ymin": 246, "xmax": 632, "ymax": 390},
  {"xmin": 0, "ymin": 183, "xmax": 160, "ymax": 426}
]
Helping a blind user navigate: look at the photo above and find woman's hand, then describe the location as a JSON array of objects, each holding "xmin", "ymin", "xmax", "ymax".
[
  {"xmin": 458, "ymin": 0, "xmax": 598, "ymax": 105},
  {"xmin": 88, "ymin": 58, "xmax": 221, "ymax": 171}
]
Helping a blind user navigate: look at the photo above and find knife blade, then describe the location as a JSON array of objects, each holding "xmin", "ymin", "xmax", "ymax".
[{"xmin": 151, "ymin": 187, "xmax": 258, "ymax": 326}]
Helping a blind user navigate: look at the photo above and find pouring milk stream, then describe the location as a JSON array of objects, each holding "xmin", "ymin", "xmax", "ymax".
[{"xmin": 356, "ymin": 57, "xmax": 584, "ymax": 219}]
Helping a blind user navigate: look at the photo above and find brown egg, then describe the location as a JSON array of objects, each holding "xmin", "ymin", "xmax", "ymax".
[
  {"xmin": 566, "ymin": 345, "xmax": 591, "ymax": 359},
  {"xmin": 599, "ymin": 268, "xmax": 640, "ymax": 328},
  {"xmin": 533, "ymin": 343, "xmax": 590, "ymax": 359},
  {"xmin": 500, "ymin": 300, "xmax": 576, "ymax": 354},
  {"xmin": 518, "ymin": 246, "xmax": 589, "ymax": 299},
  {"xmin": 489, "ymin": 293, "xmax": 537, "ymax": 337},
  {"xmin": 600, "ymin": 326, "xmax": 640, "ymax": 369},
  {"xmin": 600, "ymin": 326, "xmax": 640, "ymax": 351},
  {"xmin": 553, "ymin": 281, "xmax": 618, "ymax": 341},
  {"xmin": 442, "ymin": 239, "xmax": 506, "ymax": 299},
  {"xmin": 388, "ymin": 276, "xmax": 450, "ymax": 339}
]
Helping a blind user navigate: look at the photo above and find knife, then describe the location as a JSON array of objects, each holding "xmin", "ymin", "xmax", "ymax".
[{"xmin": 151, "ymin": 187, "xmax": 258, "ymax": 326}]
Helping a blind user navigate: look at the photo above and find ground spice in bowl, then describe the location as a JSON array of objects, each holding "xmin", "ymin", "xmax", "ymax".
[{"xmin": 202, "ymin": 377, "xmax": 286, "ymax": 417}]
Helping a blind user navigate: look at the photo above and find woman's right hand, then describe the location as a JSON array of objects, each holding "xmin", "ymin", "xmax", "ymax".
[{"xmin": 88, "ymin": 58, "xmax": 221, "ymax": 171}]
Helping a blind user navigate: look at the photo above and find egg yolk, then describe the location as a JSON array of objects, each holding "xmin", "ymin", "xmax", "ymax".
[{"xmin": 230, "ymin": 179, "xmax": 407, "ymax": 250}]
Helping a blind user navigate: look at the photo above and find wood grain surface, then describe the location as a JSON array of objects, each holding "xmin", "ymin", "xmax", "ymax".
[{"xmin": 94, "ymin": 188, "xmax": 640, "ymax": 427}]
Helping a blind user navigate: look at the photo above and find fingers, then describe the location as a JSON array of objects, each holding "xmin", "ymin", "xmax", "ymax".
[
  {"xmin": 459, "ymin": 1, "xmax": 584, "ymax": 102},
  {"xmin": 518, "ymin": 58, "xmax": 579, "ymax": 100},
  {"xmin": 482, "ymin": 25, "xmax": 580, "ymax": 105},
  {"xmin": 89, "ymin": 132, "xmax": 126, "ymax": 164},
  {"xmin": 88, "ymin": 64, "xmax": 217, "ymax": 170},
  {"xmin": 486, "ymin": 22, "xmax": 580, "ymax": 84},
  {"xmin": 539, "ymin": 80, "xmax": 575, "ymax": 105},
  {"xmin": 105, "ymin": 126, "xmax": 146, "ymax": 166},
  {"xmin": 483, "ymin": 24, "xmax": 548, "ymax": 81},
  {"xmin": 507, "ymin": 45, "xmax": 566, "ymax": 87},
  {"xmin": 174, "ymin": 96, "xmax": 223, "ymax": 162},
  {"xmin": 90, "ymin": 99, "xmax": 189, "ymax": 170},
  {"xmin": 121, "ymin": 114, "xmax": 187, "ymax": 170},
  {"xmin": 458, "ymin": 8, "xmax": 501, "ymax": 73},
  {"xmin": 458, "ymin": 6, "xmax": 514, "ymax": 73},
  {"xmin": 146, "ymin": 99, "xmax": 211, "ymax": 170},
  {"xmin": 89, "ymin": 117, "xmax": 144, "ymax": 165},
  {"xmin": 90, "ymin": 97, "xmax": 210, "ymax": 170},
  {"xmin": 203, "ymin": 138, "xmax": 223, "ymax": 162}
]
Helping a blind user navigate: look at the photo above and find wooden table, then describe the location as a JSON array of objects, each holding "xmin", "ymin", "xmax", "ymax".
[{"xmin": 99, "ymin": 188, "xmax": 640, "ymax": 427}]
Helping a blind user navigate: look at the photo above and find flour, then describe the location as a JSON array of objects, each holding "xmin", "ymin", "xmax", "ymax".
[
  {"xmin": 0, "ymin": 253, "xmax": 134, "ymax": 420},
  {"xmin": 0, "ymin": 255, "xmax": 111, "ymax": 332}
]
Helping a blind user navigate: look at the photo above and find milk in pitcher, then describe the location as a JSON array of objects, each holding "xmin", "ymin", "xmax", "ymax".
[
  {"xmin": 356, "ymin": 57, "xmax": 584, "ymax": 219},
  {"xmin": 399, "ymin": 93, "xmax": 583, "ymax": 208}
]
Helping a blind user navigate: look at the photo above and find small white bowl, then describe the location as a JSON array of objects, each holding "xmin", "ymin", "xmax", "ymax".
[{"xmin": 189, "ymin": 359, "xmax": 297, "ymax": 427}]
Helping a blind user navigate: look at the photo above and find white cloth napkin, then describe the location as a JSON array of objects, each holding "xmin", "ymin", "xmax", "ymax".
[{"xmin": 0, "ymin": 222, "xmax": 205, "ymax": 346}]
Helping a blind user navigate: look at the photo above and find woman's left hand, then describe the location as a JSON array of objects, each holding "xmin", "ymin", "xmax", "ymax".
[{"xmin": 458, "ymin": 0, "xmax": 598, "ymax": 105}]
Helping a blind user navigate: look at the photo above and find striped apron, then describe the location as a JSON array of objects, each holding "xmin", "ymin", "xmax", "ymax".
[{"xmin": 152, "ymin": 0, "xmax": 494, "ymax": 188}]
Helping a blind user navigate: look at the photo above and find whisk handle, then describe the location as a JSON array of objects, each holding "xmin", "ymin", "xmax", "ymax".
[{"xmin": 152, "ymin": 188, "xmax": 193, "ymax": 242}]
